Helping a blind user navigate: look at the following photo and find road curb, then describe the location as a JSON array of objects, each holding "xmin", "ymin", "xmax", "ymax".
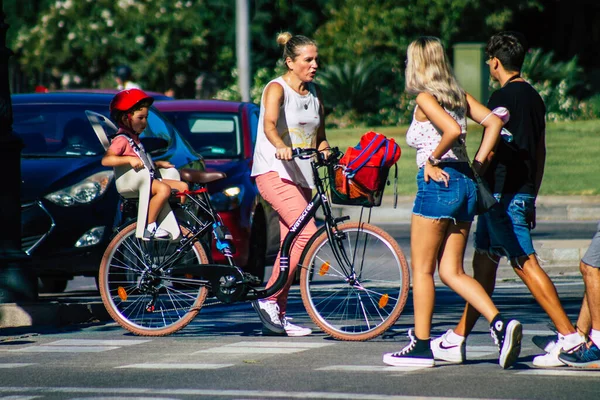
[{"xmin": 0, "ymin": 301, "xmax": 110, "ymax": 330}]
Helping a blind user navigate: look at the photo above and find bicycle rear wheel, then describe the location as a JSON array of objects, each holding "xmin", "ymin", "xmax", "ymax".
[
  {"xmin": 300, "ymin": 222, "xmax": 409, "ymax": 341},
  {"xmin": 99, "ymin": 222, "xmax": 209, "ymax": 336}
]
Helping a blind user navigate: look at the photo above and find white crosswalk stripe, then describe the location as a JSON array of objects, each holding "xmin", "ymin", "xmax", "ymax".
[{"xmin": 6, "ymin": 339, "xmax": 150, "ymax": 353}]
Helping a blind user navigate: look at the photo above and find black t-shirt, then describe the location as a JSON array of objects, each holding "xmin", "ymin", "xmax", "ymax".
[{"xmin": 483, "ymin": 81, "xmax": 546, "ymax": 195}]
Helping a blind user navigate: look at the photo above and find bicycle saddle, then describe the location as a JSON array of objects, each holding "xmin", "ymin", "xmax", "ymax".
[{"xmin": 180, "ymin": 168, "xmax": 226, "ymax": 184}]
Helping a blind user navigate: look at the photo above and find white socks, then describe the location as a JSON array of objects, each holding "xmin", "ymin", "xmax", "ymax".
[
  {"xmin": 563, "ymin": 331, "xmax": 586, "ymax": 348},
  {"xmin": 446, "ymin": 329, "xmax": 465, "ymax": 344},
  {"xmin": 590, "ymin": 329, "xmax": 600, "ymax": 348},
  {"xmin": 147, "ymin": 222, "xmax": 157, "ymax": 231}
]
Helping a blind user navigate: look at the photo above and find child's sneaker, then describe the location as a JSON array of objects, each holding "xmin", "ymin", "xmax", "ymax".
[
  {"xmin": 431, "ymin": 329, "xmax": 466, "ymax": 363},
  {"xmin": 490, "ymin": 318, "xmax": 522, "ymax": 369},
  {"xmin": 251, "ymin": 299, "xmax": 285, "ymax": 335},
  {"xmin": 382, "ymin": 330, "xmax": 435, "ymax": 367},
  {"xmin": 144, "ymin": 226, "xmax": 170, "ymax": 239},
  {"xmin": 533, "ymin": 332, "xmax": 585, "ymax": 368},
  {"xmin": 281, "ymin": 316, "xmax": 312, "ymax": 337},
  {"xmin": 558, "ymin": 342, "xmax": 600, "ymax": 368}
]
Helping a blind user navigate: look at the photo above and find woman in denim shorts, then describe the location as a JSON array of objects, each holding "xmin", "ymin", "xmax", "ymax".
[{"xmin": 383, "ymin": 37, "xmax": 523, "ymax": 369}]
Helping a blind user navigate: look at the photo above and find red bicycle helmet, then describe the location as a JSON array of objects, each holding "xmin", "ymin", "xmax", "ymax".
[{"xmin": 109, "ymin": 88, "xmax": 154, "ymax": 113}]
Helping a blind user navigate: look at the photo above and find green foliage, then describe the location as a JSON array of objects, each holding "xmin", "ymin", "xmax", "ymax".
[
  {"xmin": 515, "ymin": 48, "xmax": 596, "ymax": 121},
  {"xmin": 13, "ymin": 0, "xmax": 233, "ymax": 94},
  {"xmin": 214, "ymin": 67, "xmax": 277, "ymax": 103},
  {"xmin": 316, "ymin": 59, "xmax": 388, "ymax": 113},
  {"xmin": 315, "ymin": 0, "xmax": 543, "ymax": 67}
]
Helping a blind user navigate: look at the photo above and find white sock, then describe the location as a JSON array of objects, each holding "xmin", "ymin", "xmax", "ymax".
[
  {"xmin": 590, "ymin": 329, "xmax": 600, "ymax": 348},
  {"xmin": 447, "ymin": 329, "xmax": 465, "ymax": 343},
  {"xmin": 564, "ymin": 331, "xmax": 585, "ymax": 344},
  {"xmin": 147, "ymin": 222, "xmax": 157, "ymax": 231}
]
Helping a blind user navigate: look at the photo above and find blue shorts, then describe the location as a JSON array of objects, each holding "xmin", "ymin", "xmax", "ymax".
[
  {"xmin": 412, "ymin": 162, "xmax": 476, "ymax": 223},
  {"xmin": 474, "ymin": 193, "xmax": 536, "ymax": 259},
  {"xmin": 582, "ymin": 221, "xmax": 600, "ymax": 268}
]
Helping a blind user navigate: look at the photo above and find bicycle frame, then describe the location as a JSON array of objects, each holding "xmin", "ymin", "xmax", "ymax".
[{"xmin": 120, "ymin": 148, "xmax": 357, "ymax": 304}]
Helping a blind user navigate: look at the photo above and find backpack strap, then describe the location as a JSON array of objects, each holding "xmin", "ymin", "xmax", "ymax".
[
  {"xmin": 346, "ymin": 133, "xmax": 387, "ymax": 174},
  {"xmin": 116, "ymin": 134, "xmax": 158, "ymax": 179}
]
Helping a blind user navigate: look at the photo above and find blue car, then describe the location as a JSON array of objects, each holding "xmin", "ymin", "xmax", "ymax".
[{"xmin": 15, "ymin": 92, "xmax": 203, "ymax": 292}]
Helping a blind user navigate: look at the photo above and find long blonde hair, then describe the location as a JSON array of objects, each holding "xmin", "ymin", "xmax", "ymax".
[{"xmin": 405, "ymin": 36, "xmax": 467, "ymax": 111}]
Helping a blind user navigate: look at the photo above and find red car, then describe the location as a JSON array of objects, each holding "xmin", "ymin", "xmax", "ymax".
[{"xmin": 155, "ymin": 99, "xmax": 279, "ymax": 282}]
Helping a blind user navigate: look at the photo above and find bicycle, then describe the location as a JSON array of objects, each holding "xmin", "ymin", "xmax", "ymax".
[{"xmin": 98, "ymin": 147, "xmax": 410, "ymax": 341}]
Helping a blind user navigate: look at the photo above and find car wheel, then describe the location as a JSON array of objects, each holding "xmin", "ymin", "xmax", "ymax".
[
  {"xmin": 245, "ymin": 209, "xmax": 267, "ymax": 283},
  {"xmin": 38, "ymin": 277, "xmax": 69, "ymax": 293}
]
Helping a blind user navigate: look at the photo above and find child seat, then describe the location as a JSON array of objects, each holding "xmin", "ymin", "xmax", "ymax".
[{"xmin": 85, "ymin": 110, "xmax": 181, "ymax": 240}]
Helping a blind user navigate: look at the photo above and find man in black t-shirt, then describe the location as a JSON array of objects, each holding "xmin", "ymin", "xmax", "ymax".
[{"xmin": 430, "ymin": 32, "xmax": 585, "ymax": 368}]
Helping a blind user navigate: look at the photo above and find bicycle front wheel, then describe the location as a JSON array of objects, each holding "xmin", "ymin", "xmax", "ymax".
[
  {"xmin": 99, "ymin": 222, "xmax": 209, "ymax": 336},
  {"xmin": 300, "ymin": 222, "xmax": 409, "ymax": 341}
]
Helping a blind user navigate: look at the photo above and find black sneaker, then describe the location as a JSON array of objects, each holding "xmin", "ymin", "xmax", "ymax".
[
  {"xmin": 558, "ymin": 342, "xmax": 600, "ymax": 368},
  {"xmin": 490, "ymin": 319, "xmax": 522, "ymax": 369},
  {"xmin": 251, "ymin": 299, "xmax": 285, "ymax": 335},
  {"xmin": 382, "ymin": 330, "xmax": 435, "ymax": 367}
]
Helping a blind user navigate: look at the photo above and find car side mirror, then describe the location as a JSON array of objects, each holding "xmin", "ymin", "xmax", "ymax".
[{"xmin": 141, "ymin": 137, "xmax": 169, "ymax": 156}]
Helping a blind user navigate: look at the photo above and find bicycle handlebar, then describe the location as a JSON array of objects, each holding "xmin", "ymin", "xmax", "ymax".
[{"xmin": 291, "ymin": 147, "xmax": 342, "ymax": 166}]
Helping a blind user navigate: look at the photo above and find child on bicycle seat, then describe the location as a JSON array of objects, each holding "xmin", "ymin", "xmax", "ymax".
[{"xmin": 101, "ymin": 88, "xmax": 188, "ymax": 239}]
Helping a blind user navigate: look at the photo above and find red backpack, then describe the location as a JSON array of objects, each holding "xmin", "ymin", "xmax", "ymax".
[{"xmin": 338, "ymin": 131, "xmax": 401, "ymax": 191}]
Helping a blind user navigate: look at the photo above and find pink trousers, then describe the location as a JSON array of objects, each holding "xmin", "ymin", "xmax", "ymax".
[{"xmin": 255, "ymin": 171, "xmax": 317, "ymax": 314}]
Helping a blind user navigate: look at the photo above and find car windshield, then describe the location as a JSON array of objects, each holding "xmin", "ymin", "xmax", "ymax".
[
  {"xmin": 13, "ymin": 104, "xmax": 108, "ymax": 157},
  {"xmin": 13, "ymin": 104, "xmax": 175, "ymax": 158},
  {"xmin": 166, "ymin": 112, "xmax": 242, "ymax": 159}
]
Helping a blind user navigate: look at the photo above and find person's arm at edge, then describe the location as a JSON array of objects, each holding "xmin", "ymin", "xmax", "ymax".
[
  {"xmin": 466, "ymin": 93, "xmax": 503, "ymax": 173},
  {"xmin": 416, "ymin": 92, "xmax": 462, "ymax": 185},
  {"xmin": 534, "ymin": 130, "xmax": 546, "ymax": 197},
  {"xmin": 315, "ymin": 84, "xmax": 330, "ymax": 155},
  {"xmin": 262, "ymin": 82, "xmax": 292, "ymax": 160}
]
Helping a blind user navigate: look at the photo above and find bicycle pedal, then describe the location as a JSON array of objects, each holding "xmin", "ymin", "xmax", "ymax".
[{"xmin": 243, "ymin": 272, "xmax": 262, "ymax": 287}]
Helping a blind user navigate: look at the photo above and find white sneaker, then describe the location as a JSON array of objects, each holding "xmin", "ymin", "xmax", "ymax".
[
  {"xmin": 144, "ymin": 226, "xmax": 170, "ymax": 239},
  {"xmin": 533, "ymin": 333, "xmax": 586, "ymax": 368},
  {"xmin": 251, "ymin": 300, "xmax": 285, "ymax": 334},
  {"xmin": 431, "ymin": 329, "xmax": 466, "ymax": 363},
  {"xmin": 281, "ymin": 316, "xmax": 312, "ymax": 337}
]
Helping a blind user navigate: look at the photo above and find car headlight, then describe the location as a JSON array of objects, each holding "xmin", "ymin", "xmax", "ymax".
[
  {"xmin": 45, "ymin": 171, "xmax": 114, "ymax": 207},
  {"xmin": 210, "ymin": 186, "xmax": 244, "ymax": 211}
]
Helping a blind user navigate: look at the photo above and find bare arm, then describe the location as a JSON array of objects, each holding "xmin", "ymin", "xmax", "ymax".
[
  {"xmin": 102, "ymin": 149, "xmax": 144, "ymax": 171},
  {"xmin": 262, "ymin": 82, "xmax": 292, "ymax": 160},
  {"xmin": 416, "ymin": 92, "xmax": 463, "ymax": 185},
  {"xmin": 534, "ymin": 132, "xmax": 546, "ymax": 196},
  {"xmin": 315, "ymin": 85, "xmax": 330, "ymax": 154},
  {"xmin": 465, "ymin": 93, "xmax": 503, "ymax": 170}
]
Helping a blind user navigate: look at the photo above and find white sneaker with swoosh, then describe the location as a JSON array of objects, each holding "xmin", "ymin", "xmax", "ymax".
[{"xmin": 431, "ymin": 329, "xmax": 466, "ymax": 363}]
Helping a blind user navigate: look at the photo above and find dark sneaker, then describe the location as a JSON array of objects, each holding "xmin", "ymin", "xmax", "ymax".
[
  {"xmin": 558, "ymin": 342, "xmax": 600, "ymax": 368},
  {"xmin": 490, "ymin": 319, "xmax": 522, "ymax": 369},
  {"xmin": 382, "ymin": 330, "xmax": 435, "ymax": 367},
  {"xmin": 252, "ymin": 299, "xmax": 285, "ymax": 335},
  {"xmin": 431, "ymin": 329, "xmax": 466, "ymax": 363}
]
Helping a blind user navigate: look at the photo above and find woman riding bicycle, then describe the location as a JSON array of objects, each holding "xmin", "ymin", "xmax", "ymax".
[{"xmin": 250, "ymin": 32, "xmax": 331, "ymax": 337}]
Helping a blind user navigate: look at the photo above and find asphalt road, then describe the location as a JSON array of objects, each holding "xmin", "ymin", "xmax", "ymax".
[{"xmin": 0, "ymin": 280, "xmax": 596, "ymax": 400}]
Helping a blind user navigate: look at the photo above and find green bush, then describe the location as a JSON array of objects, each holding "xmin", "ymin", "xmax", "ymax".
[{"xmin": 509, "ymin": 48, "xmax": 597, "ymax": 121}]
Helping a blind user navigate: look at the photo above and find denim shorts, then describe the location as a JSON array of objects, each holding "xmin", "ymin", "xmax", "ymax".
[
  {"xmin": 582, "ymin": 221, "xmax": 600, "ymax": 268},
  {"xmin": 412, "ymin": 162, "xmax": 476, "ymax": 223},
  {"xmin": 474, "ymin": 193, "xmax": 536, "ymax": 259}
]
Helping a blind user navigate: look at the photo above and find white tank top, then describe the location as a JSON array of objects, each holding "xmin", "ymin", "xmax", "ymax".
[
  {"xmin": 251, "ymin": 76, "xmax": 321, "ymax": 188},
  {"xmin": 405, "ymin": 105, "xmax": 469, "ymax": 168}
]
